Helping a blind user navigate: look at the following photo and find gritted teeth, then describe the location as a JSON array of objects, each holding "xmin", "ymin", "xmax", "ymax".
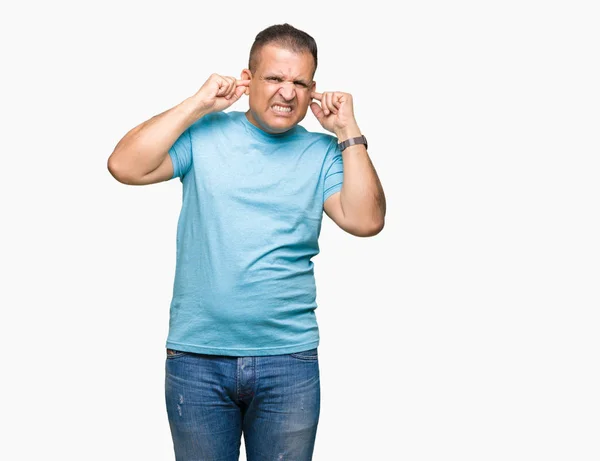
[{"xmin": 272, "ymin": 104, "xmax": 292, "ymax": 112}]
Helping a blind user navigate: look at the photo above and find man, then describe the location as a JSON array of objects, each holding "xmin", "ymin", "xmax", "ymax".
[{"xmin": 108, "ymin": 23, "xmax": 385, "ymax": 461}]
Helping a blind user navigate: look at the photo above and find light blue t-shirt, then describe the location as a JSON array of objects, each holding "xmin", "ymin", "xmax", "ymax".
[{"xmin": 165, "ymin": 110, "xmax": 343, "ymax": 356}]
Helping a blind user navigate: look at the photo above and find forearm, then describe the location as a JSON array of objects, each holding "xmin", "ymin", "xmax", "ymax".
[
  {"xmin": 336, "ymin": 125, "xmax": 386, "ymax": 231},
  {"xmin": 108, "ymin": 96, "xmax": 207, "ymax": 180}
]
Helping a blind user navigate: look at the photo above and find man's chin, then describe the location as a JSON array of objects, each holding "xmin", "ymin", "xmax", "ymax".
[
  {"xmin": 268, "ymin": 110, "xmax": 307, "ymax": 127},
  {"xmin": 262, "ymin": 115, "xmax": 298, "ymax": 133}
]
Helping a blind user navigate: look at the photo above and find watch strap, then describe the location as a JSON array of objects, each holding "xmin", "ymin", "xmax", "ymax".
[{"xmin": 338, "ymin": 135, "xmax": 368, "ymax": 151}]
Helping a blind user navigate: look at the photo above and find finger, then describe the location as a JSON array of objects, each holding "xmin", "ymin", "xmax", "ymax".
[
  {"xmin": 225, "ymin": 77, "xmax": 238, "ymax": 99},
  {"xmin": 225, "ymin": 77, "xmax": 237, "ymax": 99},
  {"xmin": 326, "ymin": 92, "xmax": 335, "ymax": 114},
  {"xmin": 322, "ymin": 92, "xmax": 330, "ymax": 116},
  {"xmin": 332, "ymin": 93, "xmax": 342, "ymax": 112},
  {"xmin": 311, "ymin": 91, "xmax": 322, "ymax": 101},
  {"xmin": 231, "ymin": 84, "xmax": 247, "ymax": 101},
  {"xmin": 310, "ymin": 101, "xmax": 324, "ymax": 122},
  {"xmin": 230, "ymin": 78, "xmax": 247, "ymax": 97},
  {"xmin": 216, "ymin": 78, "xmax": 230, "ymax": 96},
  {"xmin": 227, "ymin": 77, "xmax": 236, "ymax": 96}
]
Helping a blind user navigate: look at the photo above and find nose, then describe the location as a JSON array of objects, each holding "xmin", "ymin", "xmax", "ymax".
[{"xmin": 277, "ymin": 82, "xmax": 296, "ymax": 101}]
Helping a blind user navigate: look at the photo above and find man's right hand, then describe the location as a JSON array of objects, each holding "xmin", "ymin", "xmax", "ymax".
[{"xmin": 193, "ymin": 73, "xmax": 250, "ymax": 114}]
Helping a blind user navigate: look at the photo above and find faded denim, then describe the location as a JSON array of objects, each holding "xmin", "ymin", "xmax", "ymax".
[{"xmin": 165, "ymin": 347, "xmax": 320, "ymax": 460}]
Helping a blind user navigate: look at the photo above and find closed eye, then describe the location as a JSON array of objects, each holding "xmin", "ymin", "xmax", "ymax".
[{"xmin": 264, "ymin": 77, "xmax": 310, "ymax": 90}]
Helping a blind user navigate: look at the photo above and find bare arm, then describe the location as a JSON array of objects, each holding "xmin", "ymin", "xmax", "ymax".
[
  {"xmin": 107, "ymin": 97, "xmax": 207, "ymax": 185},
  {"xmin": 107, "ymin": 74, "xmax": 250, "ymax": 185},
  {"xmin": 311, "ymin": 91, "xmax": 386, "ymax": 236},
  {"xmin": 324, "ymin": 134, "xmax": 386, "ymax": 237}
]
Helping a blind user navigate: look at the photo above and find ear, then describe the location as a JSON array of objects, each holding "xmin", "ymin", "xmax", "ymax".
[
  {"xmin": 241, "ymin": 68, "xmax": 252, "ymax": 95},
  {"xmin": 310, "ymin": 80, "xmax": 317, "ymax": 99}
]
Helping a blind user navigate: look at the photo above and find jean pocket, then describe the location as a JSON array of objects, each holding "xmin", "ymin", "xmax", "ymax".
[
  {"xmin": 289, "ymin": 348, "xmax": 318, "ymax": 360},
  {"xmin": 166, "ymin": 348, "xmax": 188, "ymax": 359}
]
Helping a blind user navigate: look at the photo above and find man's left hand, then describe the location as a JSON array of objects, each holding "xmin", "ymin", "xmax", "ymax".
[{"xmin": 310, "ymin": 91, "xmax": 359, "ymax": 137}]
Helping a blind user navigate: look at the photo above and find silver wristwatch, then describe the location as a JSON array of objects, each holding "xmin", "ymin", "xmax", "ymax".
[{"xmin": 338, "ymin": 135, "xmax": 368, "ymax": 151}]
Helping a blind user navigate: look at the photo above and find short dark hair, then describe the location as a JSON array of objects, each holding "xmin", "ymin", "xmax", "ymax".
[{"xmin": 248, "ymin": 23, "xmax": 318, "ymax": 77}]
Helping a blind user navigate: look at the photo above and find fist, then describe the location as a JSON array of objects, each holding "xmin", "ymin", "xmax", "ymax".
[
  {"xmin": 310, "ymin": 91, "xmax": 357, "ymax": 135},
  {"xmin": 194, "ymin": 73, "xmax": 250, "ymax": 114}
]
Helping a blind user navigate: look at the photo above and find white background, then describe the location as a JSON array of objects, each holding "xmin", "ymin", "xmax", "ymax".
[{"xmin": 2, "ymin": 1, "xmax": 599, "ymax": 460}]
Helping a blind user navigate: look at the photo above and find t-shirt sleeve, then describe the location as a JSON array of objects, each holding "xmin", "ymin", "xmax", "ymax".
[
  {"xmin": 168, "ymin": 128, "xmax": 193, "ymax": 180},
  {"xmin": 323, "ymin": 138, "xmax": 344, "ymax": 202}
]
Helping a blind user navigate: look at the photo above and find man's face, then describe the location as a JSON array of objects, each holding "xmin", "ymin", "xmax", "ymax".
[{"xmin": 242, "ymin": 44, "xmax": 316, "ymax": 134}]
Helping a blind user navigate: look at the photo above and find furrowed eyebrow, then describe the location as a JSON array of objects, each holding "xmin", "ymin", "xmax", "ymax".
[{"xmin": 265, "ymin": 74, "xmax": 311, "ymax": 86}]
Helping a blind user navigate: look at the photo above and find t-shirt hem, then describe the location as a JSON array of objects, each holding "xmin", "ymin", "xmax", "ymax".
[
  {"xmin": 165, "ymin": 339, "xmax": 320, "ymax": 357},
  {"xmin": 324, "ymin": 183, "xmax": 342, "ymax": 202},
  {"xmin": 167, "ymin": 149, "xmax": 178, "ymax": 179}
]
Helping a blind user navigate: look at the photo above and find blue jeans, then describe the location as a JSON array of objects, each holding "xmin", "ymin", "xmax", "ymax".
[{"xmin": 165, "ymin": 347, "xmax": 321, "ymax": 461}]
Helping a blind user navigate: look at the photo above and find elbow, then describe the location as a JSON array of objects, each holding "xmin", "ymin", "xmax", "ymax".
[
  {"xmin": 107, "ymin": 155, "xmax": 118, "ymax": 176},
  {"xmin": 107, "ymin": 154, "xmax": 133, "ymax": 184},
  {"xmin": 364, "ymin": 219, "xmax": 385, "ymax": 237},
  {"xmin": 107, "ymin": 155, "xmax": 124, "ymax": 182},
  {"xmin": 350, "ymin": 219, "xmax": 385, "ymax": 237}
]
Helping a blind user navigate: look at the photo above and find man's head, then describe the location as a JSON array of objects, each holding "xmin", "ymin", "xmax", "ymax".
[{"xmin": 241, "ymin": 24, "xmax": 318, "ymax": 134}]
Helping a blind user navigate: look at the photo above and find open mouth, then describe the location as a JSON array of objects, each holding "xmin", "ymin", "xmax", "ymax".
[{"xmin": 271, "ymin": 104, "xmax": 293, "ymax": 115}]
